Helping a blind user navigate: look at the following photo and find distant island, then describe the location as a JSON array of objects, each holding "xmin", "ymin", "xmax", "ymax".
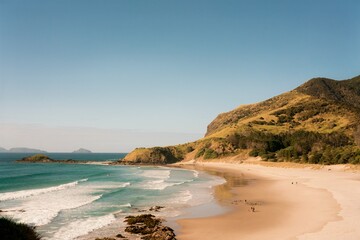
[
  {"xmin": 72, "ymin": 148, "xmax": 92, "ymax": 153},
  {"xmin": 0, "ymin": 147, "xmax": 47, "ymax": 153},
  {"xmin": 0, "ymin": 147, "xmax": 7, "ymax": 152}
]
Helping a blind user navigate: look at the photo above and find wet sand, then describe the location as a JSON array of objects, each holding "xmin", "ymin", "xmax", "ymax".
[{"xmin": 176, "ymin": 162, "xmax": 356, "ymax": 240}]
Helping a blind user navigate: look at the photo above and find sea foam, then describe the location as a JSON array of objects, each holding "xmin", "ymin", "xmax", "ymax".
[
  {"xmin": 51, "ymin": 214, "xmax": 116, "ymax": 240},
  {"xmin": 192, "ymin": 170, "xmax": 199, "ymax": 178},
  {"xmin": 0, "ymin": 179, "xmax": 88, "ymax": 202},
  {"xmin": 2, "ymin": 188, "xmax": 102, "ymax": 226},
  {"xmin": 139, "ymin": 169, "xmax": 193, "ymax": 190},
  {"xmin": 139, "ymin": 179, "xmax": 193, "ymax": 190},
  {"xmin": 140, "ymin": 169, "xmax": 171, "ymax": 179},
  {"xmin": 0, "ymin": 179, "xmax": 131, "ymax": 226}
]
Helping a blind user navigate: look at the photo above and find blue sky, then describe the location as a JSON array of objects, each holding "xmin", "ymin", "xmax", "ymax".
[{"xmin": 0, "ymin": 0, "xmax": 359, "ymax": 152}]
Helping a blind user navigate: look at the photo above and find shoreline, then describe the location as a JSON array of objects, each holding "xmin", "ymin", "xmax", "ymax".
[
  {"xmin": 175, "ymin": 160, "xmax": 360, "ymax": 240},
  {"xmin": 74, "ymin": 165, "xmax": 227, "ymax": 240},
  {"xmin": 45, "ymin": 159, "xmax": 360, "ymax": 240}
]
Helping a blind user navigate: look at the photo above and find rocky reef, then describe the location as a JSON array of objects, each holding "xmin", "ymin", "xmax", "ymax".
[
  {"xmin": 17, "ymin": 154, "xmax": 54, "ymax": 163},
  {"xmin": 94, "ymin": 213, "xmax": 176, "ymax": 240},
  {"xmin": 17, "ymin": 154, "xmax": 86, "ymax": 164},
  {"xmin": 120, "ymin": 147, "xmax": 181, "ymax": 165},
  {"xmin": 124, "ymin": 214, "xmax": 176, "ymax": 240}
]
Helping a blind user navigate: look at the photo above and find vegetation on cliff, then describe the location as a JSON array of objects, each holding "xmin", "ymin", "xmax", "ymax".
[
  {"xmin": 121, "ymin": 147, "xmax": 185, "ymax": 164},
  {"xmin": 17, "ymin": 154, "xmax": 88, "ymax": 164},
  {"xmin": 122, "ymin": 75, "xmax": 360, "ymax": 165},
  {"xmin": 17, "ymin": 154, "xmax": 54, "ymax": 163},
  {"xmin": 0, "ymin": 217, "xmax": 42, "ymax": 240}
]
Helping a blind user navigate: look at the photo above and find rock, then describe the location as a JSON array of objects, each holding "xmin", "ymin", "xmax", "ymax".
[
  {"xmin": 17, "ymin": 154, "xmax": 88, "ymax": 164},
  {"xmin": 145, "ymin": 225, "xmax": 176, "ymax": 240},
  {"xmin": 149, "ymin": 206, "xmax": 164, "ymax": 212},
  {"xmin": 123, "ymin": 214, "xmax": 176, "ymax": 240},
  {"xmin": 121, "ymin": 147, "xmax": 181, "ymax": 165},
  {"xmin": 116, "ymin": 233, "xmax": 126, "ymax": 238},
  {"xmin": 17, "ymin": 154, "xmax": 54, "ymax": 163}
]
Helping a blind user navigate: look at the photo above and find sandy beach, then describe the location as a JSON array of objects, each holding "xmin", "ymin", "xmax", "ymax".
[{"xmin": 176, "ymin": 160, "xmax": 360, "ymax": 240}]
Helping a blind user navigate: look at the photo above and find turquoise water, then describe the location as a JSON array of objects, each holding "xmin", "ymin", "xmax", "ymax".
[{"xmin": 0, "ymin": 153, "xmax": 224, "ymax": 240}]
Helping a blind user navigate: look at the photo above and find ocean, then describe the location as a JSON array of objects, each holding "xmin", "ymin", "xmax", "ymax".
[{"xmin": 0, "ymin": 153, "xmax": 225, "ymax": 240}]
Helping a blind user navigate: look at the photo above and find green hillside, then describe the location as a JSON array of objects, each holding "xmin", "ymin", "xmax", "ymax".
[{"xmin": 122, "ymin": 75, "xmax": 360, "ymax": 165}]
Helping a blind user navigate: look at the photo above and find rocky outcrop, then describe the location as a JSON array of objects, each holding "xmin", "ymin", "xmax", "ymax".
[
  {"xmin": 124, "ymin": 214, "xmax": 176, "ymax": 240},
  {"xmin": 17, "ymin": 154, "xmax": 85, "ymax": 164},
  {"xmin": 17, "ymin": 154, "xmax": 54, "ymax": 163},
  {"xmin": 120, "ymin": 147, "xmax": 181, "ymax": 165}
]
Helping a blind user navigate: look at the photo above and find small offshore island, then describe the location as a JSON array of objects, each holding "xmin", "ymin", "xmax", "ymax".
[
  {"xmin": 17, "ymin": 154, "xmax": 88, "ymax": 164},
  {"xmin": 73, "ymin": 148, "xmax": 92, "ymax": 153},
  {"xmin": 13, "ymin": 75, "xmax": 360, "ymax": 240}
]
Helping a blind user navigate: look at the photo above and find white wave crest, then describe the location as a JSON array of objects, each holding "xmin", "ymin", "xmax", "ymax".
[
  {"xmin": 118, "ymin": 203, "xmax": 132, "ymax": 208},
  {"xmin": 140, "ymin": 179, "xmax": 193, "ymax": 190},
  {"xmin": 89, "ymin": 182, "xmax": 131, "ymax": 191},
  {"xmin": 192, "ymin": 170, "xmax": 199, "ymax": 178},
  {"xmin": 2, "ymin": 187, "xmax": 102, "ymax": 226},
  {"xmin": 165, "ymin": 190, "xmax": 193, "ymax": 205},
  {"xmin": 140, "ymin": 170, "xmax": 171, "ymax": 180},
  {"xmin": 0, "ymin": 179, "xmax": 88, "ymax": 202},
  {"xmin": 120, "ymin": 182, "xmax": 131, "ymax": 188},
  {"xmin": 52, "ymin": 214, "xmax": 116, "ymax": 240}
]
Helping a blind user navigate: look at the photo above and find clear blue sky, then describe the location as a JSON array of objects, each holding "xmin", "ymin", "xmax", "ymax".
[{"xmin": 0, "ymin": 0, "xmax": 359, "ymax": 151}]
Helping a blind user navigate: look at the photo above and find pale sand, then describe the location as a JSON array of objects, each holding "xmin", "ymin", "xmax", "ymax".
[{"xmin": 176, "ymin": 161, "xmax": 360, "ymax": 240}]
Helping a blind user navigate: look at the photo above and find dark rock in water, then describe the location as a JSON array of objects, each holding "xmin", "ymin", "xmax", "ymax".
[
  {"xmin": 17, "ymin": 154, "xmax": 88, "ymax": 164},
  {"xmin": 149, "ymin": 206, "xmax": 164, "ymax": 212},
  {"xmin": 116, "ymin": 233, "xmax": 126, "ymax": 238},
  {"xmin": 137, "ymin": 206, "xmax": 165, "ymax": 212},
  {"xmin": 124, "ymin": 214, "xmax": 176, "ymax": 240},
  {"xmin": 125, "ymin": 214, "xmax": 160, "ymax": 233},
  {"xmin": 17, "ymin": 154, "xmax": 54, "ymax": 163},
  {"xmin": 95, "ymin": 238, "xmax": 117, "ymax": 240},
  {"xmin": 144, "ymin": 225, "xmax": 176, "ymax": 240}
]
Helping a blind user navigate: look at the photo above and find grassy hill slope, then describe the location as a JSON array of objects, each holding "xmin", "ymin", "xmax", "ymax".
[{"xmin": 122, "ymin": 75, "xmax": 360, "ymax": 165}]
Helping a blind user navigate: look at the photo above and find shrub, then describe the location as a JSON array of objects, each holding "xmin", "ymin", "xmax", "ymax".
[
  {"xmin": 185, "ymin": 146, "xmax": 194, "ymax": 153},
  {"xmin": 203, "ymin": 149, "xmax": 218, "ymax": 159},
  {"xmin": 249, "ymin": 149, "xmax": 259, "ymax": 157},
  {"xmin": 309, "ymin": 152, "xmax": 322, "ymax": 164},
  {"xmin": 0, "ymin": 217, "xmax": 41, "ymax": 240},
  {"xmin": 195, "ymin": 148, "xmax": 206, "ymax": 158}
]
